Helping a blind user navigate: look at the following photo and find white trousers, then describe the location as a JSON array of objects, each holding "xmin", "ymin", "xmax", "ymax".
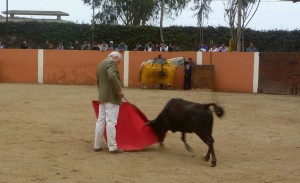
[{"xmin": 94, "ymin": 102, "xmax": 120, "ymax": 151}]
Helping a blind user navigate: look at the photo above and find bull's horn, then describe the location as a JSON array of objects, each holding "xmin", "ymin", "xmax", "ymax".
[{"xmin": 142, "ymin": 121, "xmax": 151, "ymax": 129}]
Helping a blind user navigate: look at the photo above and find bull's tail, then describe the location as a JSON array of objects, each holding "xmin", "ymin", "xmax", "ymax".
[{"xmin": 205, "ymin": 103, "xmax": 224, "ymax": 118}]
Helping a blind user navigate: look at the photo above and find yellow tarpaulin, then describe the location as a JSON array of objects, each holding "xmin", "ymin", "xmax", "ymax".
[{"xmin": 141, "ymin": 59, "xmax": 176, "ymax": 87}]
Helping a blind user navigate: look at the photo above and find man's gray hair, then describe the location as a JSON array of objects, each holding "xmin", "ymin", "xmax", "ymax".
[{"xmin": 108, "ymin": 51, "xmax": 122, "ymax": 61}]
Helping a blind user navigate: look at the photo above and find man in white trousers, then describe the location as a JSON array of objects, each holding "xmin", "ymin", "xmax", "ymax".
[{"xmin": 94, "ymin": 51, "xmax": 124, "ymax": 154}]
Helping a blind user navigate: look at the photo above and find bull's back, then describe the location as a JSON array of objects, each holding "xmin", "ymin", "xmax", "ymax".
[{"xmin": 165, "ymin": 98, "xmax": 213, "ymax": 133}]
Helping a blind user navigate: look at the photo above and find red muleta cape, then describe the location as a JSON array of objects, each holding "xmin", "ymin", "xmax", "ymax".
[{"xmin": 92, "ymin": 100, "xmax": 158, "ymax": 151}]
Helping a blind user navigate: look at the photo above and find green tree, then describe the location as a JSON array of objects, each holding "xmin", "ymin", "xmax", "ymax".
[
  {"xmin": 156, "ymin": 0, "xmax": 190, "ymax": 42},
  {"xmin": 83, "ymin": 0, "xmax": 191, "ymax": 43},
  {"xmin": 191, "ymin": 0, "xmax": 212, "ymax": 47},
  {"xmin": 224, "ymin": 0, "xmax": 261, "ymax": 51},
  {"xmin": 82, "ymin": 0, "xmax": 157, "ymax": 25},
  {"xmin": 116, "ymin": 0, "xmax": 158, "ymax": 25}
]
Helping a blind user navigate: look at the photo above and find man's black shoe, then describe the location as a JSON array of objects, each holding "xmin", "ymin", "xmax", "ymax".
[
  {"xmin": 109, "ymin": 149, "xmax": 124, "ymax": 154},
  {"xmin": 94, "ymin": 148, "xmax": 102, "ymax": 152}
]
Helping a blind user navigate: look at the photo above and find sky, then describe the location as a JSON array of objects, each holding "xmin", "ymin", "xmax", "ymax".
[{"xmin": 1, "ymin": 0, "xmax": 300, "ymax": 31}]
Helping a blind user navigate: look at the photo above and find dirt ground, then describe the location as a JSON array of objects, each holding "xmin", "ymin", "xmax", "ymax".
[{"xmin": 0, "ymin": 83, "xmax": 299, "ymax": 183}]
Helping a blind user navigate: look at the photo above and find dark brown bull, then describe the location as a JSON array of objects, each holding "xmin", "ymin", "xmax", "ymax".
[{"xmin": 144, "ymin": 98, "xmax": 224, "ymax": 167}]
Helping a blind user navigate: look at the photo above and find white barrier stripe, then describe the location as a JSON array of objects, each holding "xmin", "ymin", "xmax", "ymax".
[
  {"xmin": 253, "ymin": 52, "xmax": 259, "ymax": 93},
  {"xmin": 38, "ymin": 49, "xmax": 44, "ymax": 84},
  {"xmin": 197, "ymin": 51, "xmax": 203, "ymax": 65},
  {"xmin": 123, "ymin": 51, "xmax": 129, "ymax": 87}
]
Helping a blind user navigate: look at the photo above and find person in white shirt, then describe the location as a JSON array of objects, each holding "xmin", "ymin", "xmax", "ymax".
[
  {"xmin": 100, "ymin": 41, "xmax": 108, "ymax": 51},
  {"xmin": 209, "ymin": 45, "xmax": 219, "ymax": 52},
  {"xmin": 0, "ymin": 41, "xmax": 4, "ymax": 49},
  {"xmin": 144, "ymin": 41, "xmax": 153, "ymax": 51}
]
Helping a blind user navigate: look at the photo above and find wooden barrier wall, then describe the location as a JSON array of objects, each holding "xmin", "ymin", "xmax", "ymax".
[
  {"xmin": 43, "ymin": 50, "xmax": 105, "ymax": 85},
  {"xmin": 258, "ymin": 52, "xmax": 300, "ymax": 95},
  {"xmin": 0, "ymin": 49, "xmax": 257, "ymax": 93},
  {"xmin": 201, "ymin": 52, "xmax": 257, "ymax": 93},
  {"xmin": 0, "ymin": 49, "xmax": 38, "ymax": 83}
]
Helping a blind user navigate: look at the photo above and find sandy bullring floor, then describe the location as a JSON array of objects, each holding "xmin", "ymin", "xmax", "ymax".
[{"xmin": 0, "ymin": 83, "xmax": 299, "ymax": 183}]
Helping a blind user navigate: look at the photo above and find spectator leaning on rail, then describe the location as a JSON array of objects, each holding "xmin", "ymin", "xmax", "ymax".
[
  {"xmin": 81, "ymin": 41, "xmax": 90, "ymax": 50},
  {"xmin": 20, "ymin": 41, "xmax": 29, "ymax": 49},
  {"xmin": 57, "ymin": 42, "xmax": 64, "ymax": 50},
  {"xmin": 168, "ymin": 43, "xmax": 176, "ymax": 52},
  {"xmin": 72, "ymin": 40, "xmax": 81, "ymax": 50},
  {"xmin": 91, "ymin": 42, "xmax": 101, "ymax": 50},
  {"xmin": 199, "ymin": 42, "xmax": 208, "ymax": 52},
  {"xmin": 42, "ymin": 40, "xmax": 50, "ymax": 49},
  {"xmin": 94, "ymin": 51, "xmax": 124, "ymax": 154},
  {"xmin": 0, "ymin": 40, "xmax": 5, "ymax": 48},
  {"xmin": 144, "ymin": 41, "xmax": 153, "ymax": 51},
  {"xmin": 109, "ymin": 41, "xmax": 115, "ymax": 51},
  {"xmin": 246, "ymin": 42, "xmax": 258, "ymax": 52},
  {"xmin": 118, "ymin": 41, "xmax": 127, "ymax": 51},
  {"xmin": 100, "ymin": 41, "xmax": 108, "ymax": 51},
  {"xmin": 209, "ymin": 45, "xmax": 219, "ymax": 52},
  {"xmin": 134, "ymin": 42, "xmax": 143, "ymax": 51},
  {"xmin": 219, "ymin": 44, "xmax": 228, "ymax": 52},
  {"xmin": 158, "ymin": 42, "xmax": 166, "ymax": 51}
]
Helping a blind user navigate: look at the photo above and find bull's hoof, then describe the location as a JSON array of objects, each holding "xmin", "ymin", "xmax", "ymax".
[
  {"xmin": 159, "ymin": 142, "xmax": 165, "ymax": 150},
  {"xmin": 185, "ymin": 145, "xmax": 193, "ymax": 153},
  {"xmin": 204, "ymin": 155, "xmax": 210, "ymax": 161},
  {"xmin": 210, "ymin": 161, "xmax": 216, "ymax": 167}
]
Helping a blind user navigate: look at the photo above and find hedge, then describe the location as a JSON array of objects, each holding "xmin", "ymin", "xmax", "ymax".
[{"xmin": 0, "ymin": 22, "xmax": 299, "ymax": 52}]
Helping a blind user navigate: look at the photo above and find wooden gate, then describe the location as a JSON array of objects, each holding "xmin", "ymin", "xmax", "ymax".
[
  {"xmin": 258, "ymin": 52, "xmax": 300, "ymax": 95},
  {"xmin": 191, "ymin": 65, "xmax": 214, "ymax": 90}
]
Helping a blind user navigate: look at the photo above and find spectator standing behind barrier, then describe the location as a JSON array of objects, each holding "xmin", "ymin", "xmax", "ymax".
[
  {"xmin": 109, "ymin": 41, "xmax": 115, "ymax": 51},
  {"xmin": 94, "ymin": 51, "xmax": 124, "ymax": 154},
  {"xmin": 68, "ymin": 42, "xmax": 73, "ymax": 50},
  {"xmin": 91, "ymin": 42, "xmax": 100, "ymax": 50},
  {"xmin": 219, "ymin": 44, "xmax": 228, "ymax": 52},
  {"xmin": 20, "ymin": 41, "xmax": 29, "ymax": 49},
  {"xmin": 184, "ymin": 58, "xmax": 193, "ymax": 90},
  {"xmin": 57, "ymin": 42, "xmax": 64, "ymax": 50},
  {"xmin": 246, "ymin": 42, "xmax": 258, "ymax": 52},
  {"xmin": 42, "ymin": 40, "xmax": 50, "ymax": 49},
  {"xmin": 134, "ymin": 42, "xmax": 143, "ymax": 51},
  {"xmin": 144, "ymin": 41, "xmax": 153, "ymax": 51},
  {"xmin": 168, "ymin": 43, "xmax": 176, "ymax": 52},
  {"xmin": 72, "ymin": 40, "xmax": 81, "ymax": 50},
  {"xmin": 163, "ymin": 43, "xmax": 169, "ymax": 51},
  {"xmin": 199, "ymin": 42, "xmax": 208, "ymax": 52},
  {"xmin": 0, "ymin": 40, "xmax": 5, "ymax": 48},
  {"xmin": 118, "ymin": 41, "xmax": 127, "ymax": 51},
  {"xmin": 81, "ymin": 41, "xmax": 90, "ymax": 50},
  {"xmin": 159, "ymin": 42, "xmax": 165, "ymax": 51},
  {"xmin": 100, "ymin": 41, "xmax": 108, "ymax": 51},
  {"xmin": 209, "ymin": 45, "xmax": 219, "ymax": 52},
  {"xmin": 154, "ymin": 43, "xmax": 159, "ymax": 51}
]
